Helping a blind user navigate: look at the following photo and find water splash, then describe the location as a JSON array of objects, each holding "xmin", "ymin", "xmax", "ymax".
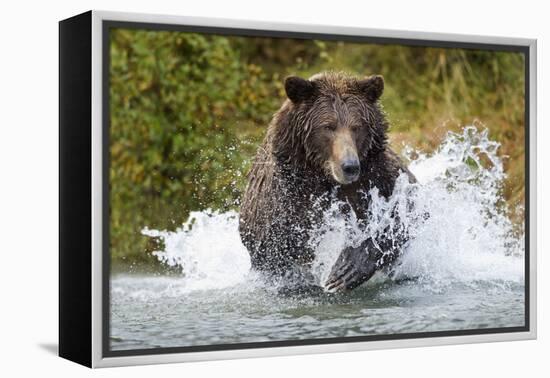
[
  {"xmin": 393, "ymin": 127, "xmax": 524, "ymax": 290},
  {"xmin": 142, "ymin": 210, "xmax": 252, "ymax": 292},
  {"xmin": 142, "ymin": 126, "xmax": 524, "ymax": 294}
]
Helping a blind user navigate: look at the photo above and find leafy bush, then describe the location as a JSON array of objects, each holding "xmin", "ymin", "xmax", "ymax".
[{"xmin": 110, "ymin": 29, "xmax": 277, "ymax": 263}]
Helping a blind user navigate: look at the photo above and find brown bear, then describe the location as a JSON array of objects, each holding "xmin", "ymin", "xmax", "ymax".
[{"xmin": 239, "ymin": 71, "xmax": 416, "ymax": 292}]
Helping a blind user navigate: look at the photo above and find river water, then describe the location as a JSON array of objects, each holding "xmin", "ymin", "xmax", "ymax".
[{"xmin": 110, "ymin": 127, "xmax": 525, "ymax": 351}]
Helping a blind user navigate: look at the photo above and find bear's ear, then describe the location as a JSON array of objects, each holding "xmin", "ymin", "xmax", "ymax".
[
  {"xmin": 284, "ymin": 76, "xmax": 316, "ymax": 103},
  {"xmin": 358, "ymin": 75, "xmax": 384, "ymax": 102}
]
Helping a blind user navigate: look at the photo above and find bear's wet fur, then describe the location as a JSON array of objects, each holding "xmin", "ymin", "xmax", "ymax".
[{"xmin": 239, "ymin": 72, "xmax": 416, "ymax": 292}]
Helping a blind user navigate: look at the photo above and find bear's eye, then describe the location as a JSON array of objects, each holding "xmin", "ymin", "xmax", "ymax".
[{"xmin": 324, "ymin": 124, "xmax": 337, "ymax": 131}]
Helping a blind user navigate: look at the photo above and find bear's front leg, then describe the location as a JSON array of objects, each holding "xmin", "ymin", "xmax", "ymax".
[{"xmin": 324, "ymin": 239, "xmax": 379, "ymax": 292}]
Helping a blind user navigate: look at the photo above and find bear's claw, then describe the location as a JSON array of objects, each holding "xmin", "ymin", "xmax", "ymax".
[
  {"xmin": 325, "ymin": 269, "xmax": 366, "ymax": 292},
  {"xmin": 324, "ymin": 243, "xmax": 376, "ymax": 292}
]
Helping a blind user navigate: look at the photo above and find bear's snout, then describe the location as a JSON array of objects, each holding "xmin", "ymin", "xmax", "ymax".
[
  {"xmin": 330, "ymin": 128, "xmax": 360, "ymax": 185},
  {"xmin": 341, "ymin": 160, "xmax": 360, "ymax": 182}
]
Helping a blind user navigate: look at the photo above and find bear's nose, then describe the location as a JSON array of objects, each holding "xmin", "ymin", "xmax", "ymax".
[{"xmin": 341, "ymin": 160, "xmax": 360, "ymax": 178}]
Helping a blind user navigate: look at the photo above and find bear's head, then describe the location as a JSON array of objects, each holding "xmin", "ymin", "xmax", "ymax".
[{"xmin": 271, "ymin": 71, "xmax": 388, "ymax": 185}]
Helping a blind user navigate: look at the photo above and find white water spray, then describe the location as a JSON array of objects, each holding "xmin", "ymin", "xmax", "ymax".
[{"xmin": 142, "ymin": 126, "xmax": 524, "ymax": 293}]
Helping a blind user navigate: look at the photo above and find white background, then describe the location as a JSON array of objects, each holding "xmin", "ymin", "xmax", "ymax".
[{"xmin": 0, "ymin": 0, "xmax": 546, "ymax": 376}]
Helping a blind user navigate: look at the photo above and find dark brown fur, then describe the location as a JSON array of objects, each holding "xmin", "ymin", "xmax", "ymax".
[{"xmin": 239, "ymin": 72, "xmax": 416, "ymax": 291}]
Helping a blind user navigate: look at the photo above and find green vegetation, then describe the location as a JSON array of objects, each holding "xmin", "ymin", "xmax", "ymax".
[{"xmin": 110, "ymin": 29, "xmax": 525, "ymax": 265}]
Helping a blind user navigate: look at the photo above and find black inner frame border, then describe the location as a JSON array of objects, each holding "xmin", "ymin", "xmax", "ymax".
[{"xmin": 102, "ymin": 19, "xmax": 531, "ymax": 359}]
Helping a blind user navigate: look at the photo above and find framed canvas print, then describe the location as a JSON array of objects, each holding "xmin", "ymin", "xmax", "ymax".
[{"xmin": 59, "ymin": 10, "xmax": 537, "ymax": 368}]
